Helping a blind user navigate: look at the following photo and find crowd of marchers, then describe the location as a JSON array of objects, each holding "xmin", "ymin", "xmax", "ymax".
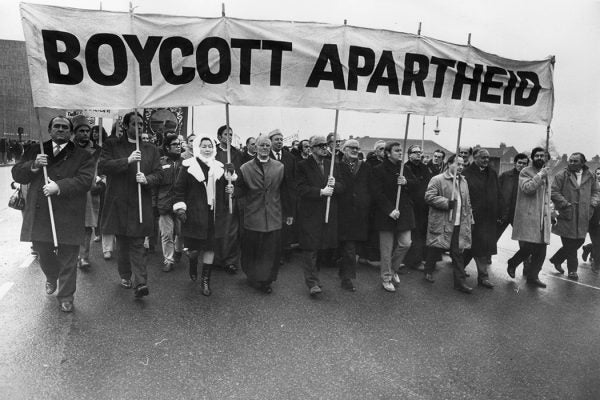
[{"xmin": 11, "ymin": 112, "xmax": 600, "ymax": 313}]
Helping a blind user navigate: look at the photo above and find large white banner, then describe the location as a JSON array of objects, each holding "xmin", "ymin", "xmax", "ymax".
[{"xmin": 21, "ymin": 3, "xmax": 555, "ymax": 125}]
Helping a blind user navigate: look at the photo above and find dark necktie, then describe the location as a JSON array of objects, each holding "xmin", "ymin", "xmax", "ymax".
[{"xmin": 276, "ymin": 152, "xmax": 281, "ymax": 161}]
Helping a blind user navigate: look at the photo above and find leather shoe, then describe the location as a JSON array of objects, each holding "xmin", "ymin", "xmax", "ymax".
[
  {"xmin": 78, "ymin": 258, "xmax": 91, "ymax": 269},
  {"xmin": 552, "ymin": 262, "xmax": 565, "ymax": 274},
  {"xmin": 59, "ymin": 301, "xmax": 73, "ymax": 313},
  {"xmin": 134, "ymin": 284, "xmax": 149, "ymax": 298},
  {"xmin": 309, "ymin": 285, "xmax": 322, "ymax": 296},
  {"xmin": 45, "ymin": 281, "xmax": 57, "ymax": 295},
  {"xmin": 103, "ymin": 251, "xmax": 112, "ymax": 260},
  {"xmin": 454, "ymin": 282, "xmax": 473, "ymax": 294},
  {"xmin": 507, "ymin": 264, "xmax": 516, "ymax": 279},
  {"xmin": 527, "ymin": 278, "xmax": 547, "ymax": 288},
  {"xmin": 260, "ymin": 284, "xmax": 273, "ymax": 294},
  {"xmin": 224, "ymin": 264, "xmax": 238, "ymax": 275},
  {"xmin": 341, "ymin": 279, "xmax": 356, "ymax": 292},
  {"xmin": 567, "ymin": 271, "xmax": 579, "ymax": 280},
  {"xmin": 120, "ymin": 278, "xmax": 132, "ymax": 289},
  {"xmin": 478, "ymin": 279, "xmax": 494, "ymax": 289},
  {"xmin": 162, "ymin": 262, "xmax": 174, "ymax": 272},
  {"xmin": 424, "ymin": 273, "xmax": 435, "ymax": 283}
]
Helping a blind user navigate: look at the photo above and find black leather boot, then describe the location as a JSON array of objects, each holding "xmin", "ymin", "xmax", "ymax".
[
  {"xmin": 201, "ymin": 264, "xmax": 212, "ymax": 296},
  {"xmin": 188, "ymin": 251, "xmax": 198, "ymax": 281}
]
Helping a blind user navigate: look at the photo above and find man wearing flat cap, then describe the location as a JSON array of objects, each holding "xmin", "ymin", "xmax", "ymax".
[{"xmin": 296, "ymin": 135, "xmax": 345, "ymax": 296}]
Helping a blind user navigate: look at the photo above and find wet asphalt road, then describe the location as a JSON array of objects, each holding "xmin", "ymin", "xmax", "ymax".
[{"xmin": 1, "ymin": 165, "xmax": 600, "ymax": 400}]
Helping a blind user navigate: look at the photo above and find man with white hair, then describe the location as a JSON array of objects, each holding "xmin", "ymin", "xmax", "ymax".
[{"xmin": 337, "ymin": 139, "xmax": 372, "ymax": 291}]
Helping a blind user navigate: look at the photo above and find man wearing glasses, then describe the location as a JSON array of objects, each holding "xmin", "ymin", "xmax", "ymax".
[
  {"xmin": 296, "ymin": 135, "xmax": 345, "ymax": 296},
  {"xmin": 462, "ymin": 148, "xmax": 501, "ymax": 289},
  {"xmin": 337, "ymin": 139, "xmax": 371, "ymax": 291}
]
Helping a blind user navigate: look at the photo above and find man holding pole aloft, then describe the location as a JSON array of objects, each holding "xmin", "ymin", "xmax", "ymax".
[
  {"xmin": 12, "ymin": 116, "xmax": 95, "ymax": 312},
  {"xmin": 214, "ymin": 124, "xmax": 242, "ymax": 275},
  {"xmin": 296, "ymin": 135, "xmax": 345, "ymax": 296},
  {"xmin": 371, "ymin": 142, "xmax": 415, "ymax": 292},
  {"xmin": 98, "ymin": 112, "xmax": 162, "ymax": 298}
]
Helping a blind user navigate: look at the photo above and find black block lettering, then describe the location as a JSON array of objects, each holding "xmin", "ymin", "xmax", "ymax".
[
  {"xmin": 85, "ymin": 33, "xmax": 128, "ymax": 86},
  {"xmin": 451, "ymin": 62, "xmax": 483, "ymax": 101},
  {"xmin": 430, "ymin": 57, "xmax": 456, "ymax": 98},
  {"xmin": 123, "ymin": 35, "xmax": 161, "ymax": 86},
  {"xmin": 503, "ymin": 70, "xmax": 518, "ymax": 105},
  {"xmin": 366, "ymin": 50, "xmax": 399, "ymax": 94},
  {"xmin": 159, "ymin": 36, "xmax": 195, "ymax": 85},
  {"xmin": 480, "ymin": 66, "xmax": 506, "ymax": 104},
  {"xmin": 514, "ymin": 71, "xmax": 541, "ymax": 107},
  {"xmin": 262, "ymin": 40, "xmax": 292, "ymax": 86},
  {"xmin": 42, "ymin": 30, "xmax": 83, "ymax": 85},
  {"xmin": 306, "ymin": 44, "xmax": 345, "ymax": 89},
  {"xmin": 196, "ymin": 37, "xmax": 231, "ymax": 84},
  {"xmin": 231, "ymin": 38, "xmax": 261, "ymax": 85},
  {"xmin": 401, "ymin": 53, "xmax": 429, "ymax": 96},
  {"xmin": 347, "ymin": 46, "xmax": 375, "ymax": 91}
]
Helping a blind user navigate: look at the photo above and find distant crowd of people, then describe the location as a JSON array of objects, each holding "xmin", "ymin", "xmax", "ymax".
[{"xmin": 11, "ymin": 112, "xmax": 600, "ymax": 313}]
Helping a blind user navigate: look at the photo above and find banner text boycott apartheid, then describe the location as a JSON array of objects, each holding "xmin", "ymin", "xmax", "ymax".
[{"xmin": 44, "ymin": 30, "xmax": 540, "ymax": 107}]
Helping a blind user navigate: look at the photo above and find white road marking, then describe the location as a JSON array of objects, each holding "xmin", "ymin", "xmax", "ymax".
[
  {"xmin": 17, "ymin": 254, "xmax": 36, "ymax": 269},
  {"xmin": 0, "ymin": 282, "xmax": 15, "ymax": 300},
  {"xmin": 543, "ymin": 273, "xmax": 600, "ymax": 291}
]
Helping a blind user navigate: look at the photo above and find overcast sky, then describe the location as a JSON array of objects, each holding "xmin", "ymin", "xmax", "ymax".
[{"xmin": 2, "ymin": 0, "xmax": 599, "ymax": 155}]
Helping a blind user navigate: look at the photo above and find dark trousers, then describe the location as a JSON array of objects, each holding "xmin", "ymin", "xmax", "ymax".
[
  {"xmin": 424, "ymin": 225, "xmax": 466, "ymax": 285},
  {"xmin": 508, "ymin": 241, "xmax": 547, "ymax": 280},
  {"xmin": 339, "ymin": 240, "xmax": 358, "ymax": 281},
  {"xmin": 550, "ymin": 237, "xmax": 586, "ymax": 273},
  {"xmin": 404, "ymin": 224, "xmax": 427, "ymax": 268},
  {"xmin": 301, "ymin": 250, "xmax": 321, "ymax": 288},
  {"xmin": 588, "ymin": 225, "xmax": 600, "ymax": 267},
  {"xmin": 33, "ymin": 241, "xmax": 79, "ymax": 302},
  {"xmin": 214, "ymin": 210, "xmax": 241, "ymax": 267},
  {"xmin": 116, "ymin": 235, "xmax": 147, "ymax": 287}
]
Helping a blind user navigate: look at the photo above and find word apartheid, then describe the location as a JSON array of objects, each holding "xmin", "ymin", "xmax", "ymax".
[
  {"xmin": 21, "ymin": 3, "xmax": 555, "ymax": 124},
  {"xmin": 43, "ymin": 30, "xmax": 540, "ymax": 108}
]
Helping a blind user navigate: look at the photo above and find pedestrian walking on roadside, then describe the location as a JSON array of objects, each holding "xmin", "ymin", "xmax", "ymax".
[
  {"xmin": 12, "ymin": 115, "xmax": 95, "ymax": 312},
  {"xmin": 549, "ymin": 152, "xmax": 600, "ymax": 280}
]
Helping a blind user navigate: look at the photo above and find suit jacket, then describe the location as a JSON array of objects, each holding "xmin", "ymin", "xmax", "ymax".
[
  {"xmin": 98, "ymin": 136, "xmax": 162, "ymax": 237},
  {"xmin": 270, "ymin": 149, "xmax": 297, "ymax": 217},
  {"xmin": 296, "ymin": 156, "xmax": 345, "ymax": 250},
  {"xmin": 12, "ymin": 140, "xmax": 95, "ymax": 246}
]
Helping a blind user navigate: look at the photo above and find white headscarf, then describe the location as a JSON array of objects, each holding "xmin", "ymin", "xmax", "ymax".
[{"xmin": 182, "ymin": 136, "xmax": 224, "ymax": 209}]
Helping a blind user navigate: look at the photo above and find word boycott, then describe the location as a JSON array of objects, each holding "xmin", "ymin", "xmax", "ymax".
[{"xmin": 43, "ymin": 30, "xmax": 542, "ymax": 106}]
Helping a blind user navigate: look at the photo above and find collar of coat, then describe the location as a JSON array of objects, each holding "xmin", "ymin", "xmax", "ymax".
[
  {"xmin": 182, "ymin": 156, "xmax": 224, "ymax": 183},
  {"xmin": 442, "ymin": 170, "xmax": 464, "ymax": 181}
]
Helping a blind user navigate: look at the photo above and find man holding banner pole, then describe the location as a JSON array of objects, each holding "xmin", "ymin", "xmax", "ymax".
[
  {"xmin": 12, "ymin": 115, "xmax": 95, "ymax": 312},
  {"xmin": 98, "ymin": 111, "xmax": 162, "ymax": 298}
]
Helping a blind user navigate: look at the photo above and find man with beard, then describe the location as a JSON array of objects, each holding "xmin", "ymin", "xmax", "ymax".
[
  {"xmin": 72, "ymin": 115, "xmax": 104, "ymax": 269},
  {"xmin": 497, "ymin": 153, "xmax": 529, "ymax": 240},
  {"xmin": 237, "ymin": 135, "xmax": 292, "ymax": 293},
  {"xmin": 403, "ymin": 145, "xmax": 432, "ymax": 272},
  {"xmin": 462, "ymin": 148, "xmax": 501, "ymax": 289},
  {"xmin": 549, "ymin": 152, "xmax": 600, "ymax": 280},
  {"xmin": 98, "ymin": 112, "xmax": 162, "ymax": 298},
  {"xmin": 12, "ymin": 116, "xmax": 94, "ymax": 312},
  {"xmin": 507, "ymin": 147, "xmax": 551, "ymax": 287}
]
